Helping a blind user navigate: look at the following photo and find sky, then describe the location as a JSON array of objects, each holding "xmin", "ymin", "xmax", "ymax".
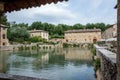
[{"xmin": 6, "ymin": 0, "xmax": 117, "ymax": 25}]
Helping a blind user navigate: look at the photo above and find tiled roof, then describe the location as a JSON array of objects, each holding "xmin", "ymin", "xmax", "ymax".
[
  {"xmin": 65, "ymin": 29, "xmax": 101, "ymax": 33},
  {"xmin": 29, "ymin": 30, "xmax": 48, "ymax": 33}
]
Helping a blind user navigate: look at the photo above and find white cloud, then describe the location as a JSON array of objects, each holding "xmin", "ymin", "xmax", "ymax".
[
  {"xmin": 6, "ymin": 0, "xmax": 117, "ymax": 25},
  {"xmin": 6, "ymin": 2, "xmax": 77, "ymax": 25}
]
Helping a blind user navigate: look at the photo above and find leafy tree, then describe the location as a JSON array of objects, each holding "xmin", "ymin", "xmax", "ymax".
[
  {"xmin": 0, "ymin": 14, "xmax": 10, "ymax": 26},
  {"xmin": 7, "ymin": 27, "xmax": 30, "ymax": 42},
  {"xmin": 73, "ymin": 24, "xmax": 85, "ymax": 29},
  {"xmin": 95, "ymin": 23, "xmax": 106, "ymax": 32},
  {"xmin": 29, "ymin": 21, "xmax": 43, "ymax": 30}
]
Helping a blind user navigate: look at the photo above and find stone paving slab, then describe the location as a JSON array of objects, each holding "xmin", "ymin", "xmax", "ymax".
[{"xmin": 0, "ymin": 73, "xmax": 47, "ymax": 80}]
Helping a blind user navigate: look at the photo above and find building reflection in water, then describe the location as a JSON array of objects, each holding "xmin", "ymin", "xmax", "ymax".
[
  {"xmin": 64, "ymin": 48, "xmax": 92, "ymax": 60},
  {"xmin": 0, "ymin": 51, "xmax": 10, "ymax": 73},
  {"xmin": 0, "ymin": 48, "xmax": 93, "ymax": 73}
]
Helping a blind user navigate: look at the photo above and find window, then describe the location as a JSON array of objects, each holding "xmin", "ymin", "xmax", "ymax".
[
  {"xmin": 2, "ymin": 34, "xmax": 5, "ymax": 39},
  {"xmin": 3, "ymin": 42, "xmax": 5, "ymax": 46}
]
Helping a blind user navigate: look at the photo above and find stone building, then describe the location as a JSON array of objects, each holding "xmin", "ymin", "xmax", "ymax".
[
  {"xmin": 50, "ymin": 38, "xmax": 65, "ymax": 43},
  {"xmin": 65, "ymin": 29, "xmax": 101, "ymax": 43},
  {"xmin": 102, "ymin": 24, "xmax": 117, "ymax": 39},
  {"xmin": 29, "ymin": 30, "xmax": 49, "ymax": 40},
  {"xmin": 0, "ymin": 24, "xmax": 9, "ymax": 46}
]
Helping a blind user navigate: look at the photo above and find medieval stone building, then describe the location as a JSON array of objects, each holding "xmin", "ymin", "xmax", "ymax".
[
  {"xmin": 65, "ymin": 29, "xmax": 101, "ymax": 44},
  {"xmin": 0, "ymin": 24, "xmax": 9, "ymax": 46}
]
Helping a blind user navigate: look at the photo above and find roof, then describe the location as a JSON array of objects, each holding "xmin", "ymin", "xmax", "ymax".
[
  {"xmin": 106, "ymin": 24, "xmax": 117, "ymax": 29},
  {"xmin": 29, "ymin": 30, "xmax": 48, "ymax": 33},
  {"xmin": 2, "ymin": 0, "xmax": 68, "ymax": 12},
  {"xmin": 65, "ymin": 29, "xmax": 101, "ymax": 33}
]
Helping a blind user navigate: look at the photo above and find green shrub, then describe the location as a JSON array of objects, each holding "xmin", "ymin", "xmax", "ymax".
[
  {"xmin": 73, "ymin": 44, "xmax": 79, "ymax": 47},
  {"xmin": 63, "ymin": 43, "xmax": 69, "ymax": 48},
  {"xmin": 92, "ymin": 47, "xmax": 96, "ymax": 56},
  {"xmin": 46, "ymin": 46, "xmax": 48, "ymax": 49},
  {"xmin": 25, "ymin": 46, "xmax": 30, "ymax": 50},
  {"xmin": 88, "ymin": 43, "xmax": 94, "ymax": 49},
  {"xmin": 43, "ymin": 46, "xmax": 45, "ymax": 49},
  {"xmin": 49, "ymin": 46, "xmax": 52, "ymax": 49},
  {"xmin": 94, "ymin": 58, "xmax": 101, "ymax": 71},
  {"xmin": 32, "ymin": 46, "xmax": 37, "ymax": 50},
  {"xmin": 18, "ymin": 46, "xmax": 24, "ymax": 50},
  {"xmin": 39, "ymin": 47, "xmax": 41, "ymax": 49}
]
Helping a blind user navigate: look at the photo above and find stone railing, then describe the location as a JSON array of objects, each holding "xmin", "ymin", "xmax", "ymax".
[{"xmin": 94, "ymin": 44, "xmax": 117, "ymax": 80}]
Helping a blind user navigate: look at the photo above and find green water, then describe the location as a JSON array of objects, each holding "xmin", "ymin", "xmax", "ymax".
[{"xmin": 0, "ymin": 48, "xmax": 96, "ymax": 80}]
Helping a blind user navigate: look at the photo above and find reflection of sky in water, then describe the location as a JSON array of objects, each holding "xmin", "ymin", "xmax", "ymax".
[{"xmin": 0, "ymin": 48, "xmax": 96, "ymax": 80}]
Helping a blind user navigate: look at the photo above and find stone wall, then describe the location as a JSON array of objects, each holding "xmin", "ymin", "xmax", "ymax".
[
  {"xmin": 0, "ymin": 43, "xmax": 61, "ymax": 51},
  {"xmin": 95, "ymin": 45, "xmax": 117, "ymax": 80},
  {"xmin": 0, "ymin": 73, "xmax": 47, "ymax": 80}
]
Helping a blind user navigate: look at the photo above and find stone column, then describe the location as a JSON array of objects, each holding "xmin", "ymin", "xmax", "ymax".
[{"xmin": 117, "ymin": 0, "xmax": 120, "ymax": 80}]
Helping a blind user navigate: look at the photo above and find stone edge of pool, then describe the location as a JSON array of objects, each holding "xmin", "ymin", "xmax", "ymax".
[{"xmin": 0, "ymin": 73, "xmax": 47, "ymax": 80}]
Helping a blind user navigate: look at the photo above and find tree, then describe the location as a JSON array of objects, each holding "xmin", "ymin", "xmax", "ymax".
[
  {"xmin": 29, "ymin": 21, "xmax": 43, "ymax": 30},
  {"xmin": 86, "ymin": 23, "xmax": 95, "ymax": 29},
  {"xmin": 7, "ymin": 26, "xmax": 30, "ymax": 42},
  {"xmin": 1, "ymin": 14, "xmax": 10, "ymax": 26},
  {"xmin": 95, "ymin": 23, "xmax": 106, "ymax": 32},
  {"xmin": 85, "ymin": 23, "xmax": 107, "ymax": 32},
  {"xmin": 73, "ymin": 24, "xmax": 84, "ymax": 29}
]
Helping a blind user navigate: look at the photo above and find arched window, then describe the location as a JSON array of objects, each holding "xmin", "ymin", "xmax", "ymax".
[
  {"xmin": 3, "ymin": 42, "xmax": 5, "ymax": 46},
  {"xmin": 2, "ymin": 34, "xmax": 5, "ymax": 39}
]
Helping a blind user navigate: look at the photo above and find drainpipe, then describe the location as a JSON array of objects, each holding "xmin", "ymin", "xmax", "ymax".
[{"xmin": 117, "ymin": 0, "xmax": 120, "ymax": 80}]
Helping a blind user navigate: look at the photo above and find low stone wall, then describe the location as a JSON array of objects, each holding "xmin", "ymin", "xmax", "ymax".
[
  {"xmin": 0, "ymin": 43, "xmax": 61, "ymax": 51},
  {"xmin": 0, "ymin": 73, "xmax": 47, "ymax": 80},
  {"xmin": 95, "ymin": 45, "xmax": 117, "ymax": 80}
]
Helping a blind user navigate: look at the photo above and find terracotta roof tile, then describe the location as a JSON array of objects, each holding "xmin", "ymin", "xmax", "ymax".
[{"xmin": 65, "ymin": 29, "xmax": 101, "ymax": 33}]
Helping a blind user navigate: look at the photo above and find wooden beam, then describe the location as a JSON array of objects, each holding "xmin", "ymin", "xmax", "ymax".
[
  {"xmin": 53, "ymin": 0, "xmax": 58, "ymax": 3},
  {"xmin": 117, "ymin": 0, "xmax": 120, "ymax": 80},
  {"xmin": 45, "ymin": 0, "xmax": 48, "ymax": 3},
  {"xmin": 0, "ymin": 2, "xmax": 4, "ymax": 24},
  {"xmin": 34, "ymin": 0, "xmax": 39, "ymax": 6},
  {"xmin": 0, "ymin": 2, "xmax": 4, "ymax": 12}
]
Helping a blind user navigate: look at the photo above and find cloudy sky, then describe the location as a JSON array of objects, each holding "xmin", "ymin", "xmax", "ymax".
[{"xmin": 6, "ymin": 0, "xmax": 117, "ymax": 25}]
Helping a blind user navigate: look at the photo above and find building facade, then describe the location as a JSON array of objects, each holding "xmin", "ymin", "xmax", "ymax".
[
  {"xmin": 65, "ymin": 29, "xmax": 101, "ymax": 43},
  {"xmin": 0, "ymin": 24, "xmax": 9, "ymax": 46},
  {"xmin": 29, "ymin": 30, "xmax": 49, "ymax": 40},
  {"xmin": 102, "ymin": 24, "xmax": 117, "ymax": 39}
]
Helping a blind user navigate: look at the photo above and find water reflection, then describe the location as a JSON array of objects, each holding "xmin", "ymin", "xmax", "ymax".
[
  {"xmin": 0, "ymin": 48, "xmax": 95, "ymax": 80},
  {"xmin": 0, "ymin": 51, "xmax": 10, "ymax": 73}
]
